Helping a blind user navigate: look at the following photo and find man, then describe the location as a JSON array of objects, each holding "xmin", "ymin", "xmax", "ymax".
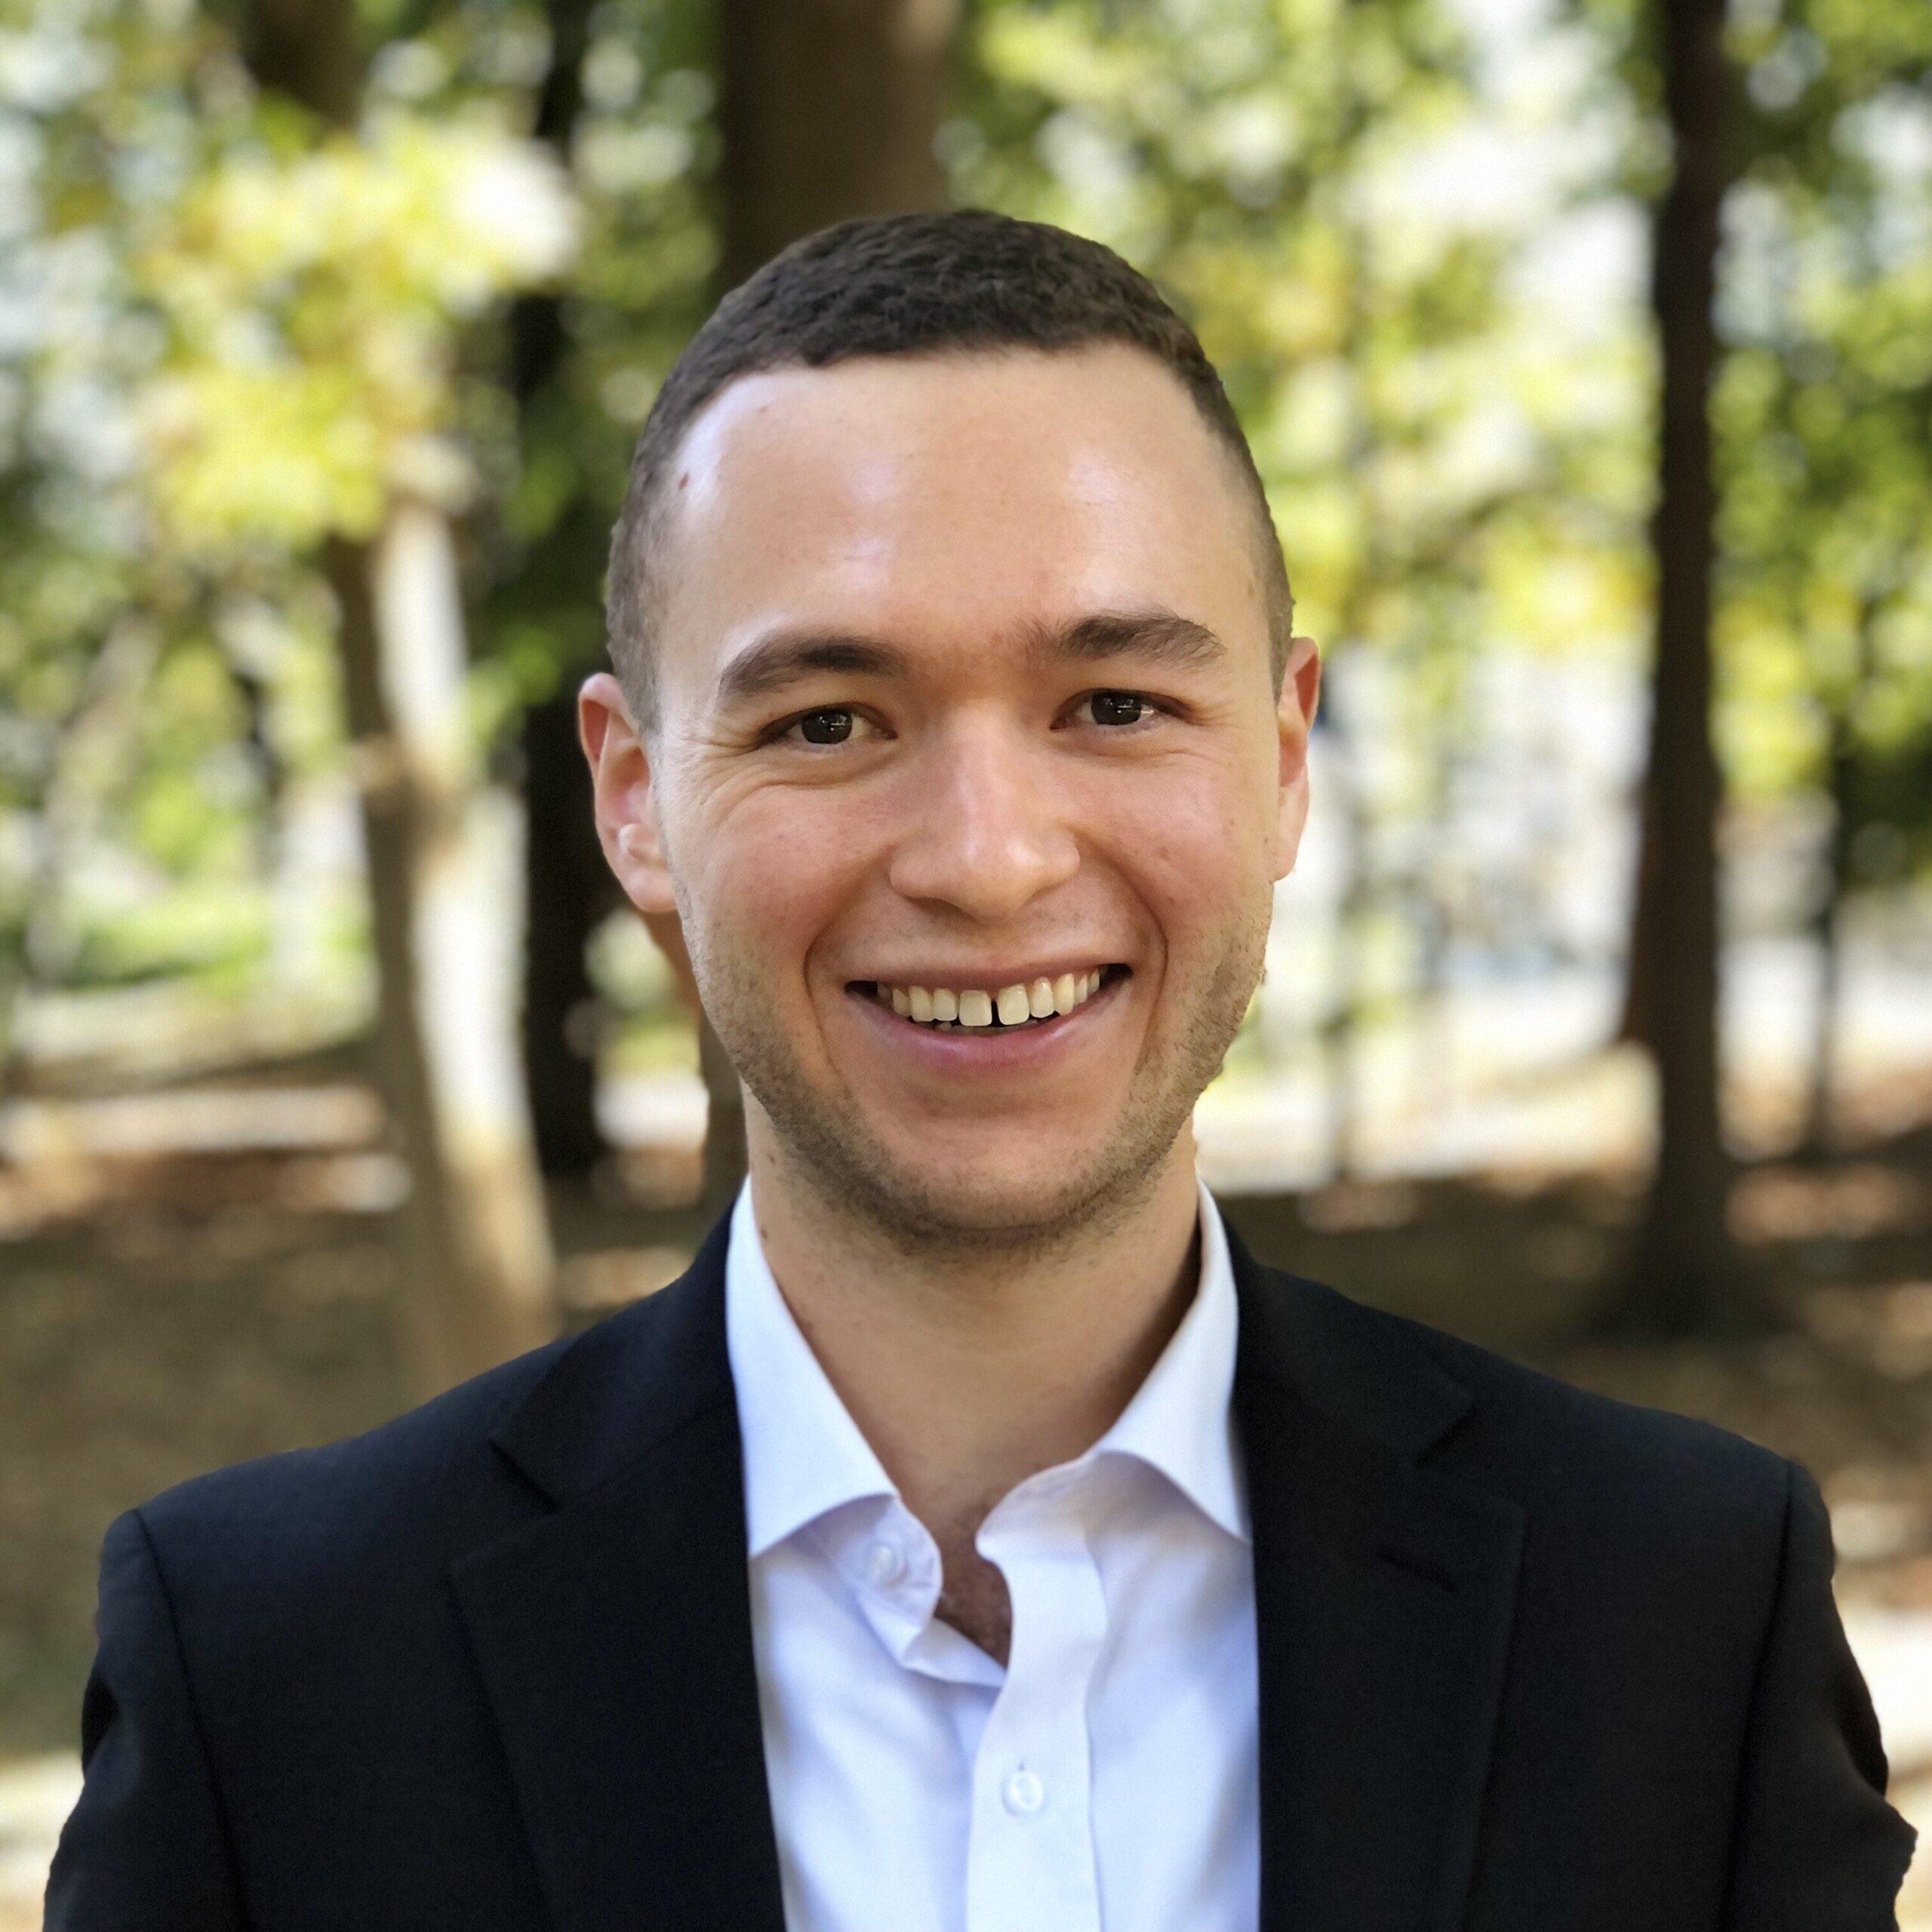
[{"xmin": 49, "ymin": 211, "xmax": 1914, "ymax": 1930}]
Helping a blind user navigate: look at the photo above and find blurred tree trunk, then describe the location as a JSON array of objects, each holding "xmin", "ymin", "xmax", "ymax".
[
  {"xmin": 1617, "ymin": 767, "xmax": 1662, "ymax": 1054},
  {"xmin": 1803, "ymin": 590, "xmax": 1879, "ymax": 1158},
  {"xmin": 1589, "ymin": 0, "xmax": 1774, "ymax": 1336},
  {"xmin": 332, "ymin": 516, "xmax": 556, "ymax": 1389},
  {"xmin": 1803, "ymin": 700, "xmax": 1855, "ymax": 1158},
  {"xmin": 250, "ymin": 0, "xmax": 555, "ymax": 1392},
  {"xmin": 241, "ymin": 0, "xmax": 359, "ymax": 128},
  {"xmin": 18, "ymin": 623, "xmax": 156, "ymax": 998},
  {"xmin": 717, "ymin": 0, "xmax": 958, "ymax": 287},
  {"xmin": 1, "ymin": 623, "xmax": 155, "ymax": 1106},
  {"xmin": 669, "ymin": 0, "xmax": 957, "ymax": 1214},
  {"xmin": 511, "ymin": 0, "xmax": 613, "ymax": 1183}
]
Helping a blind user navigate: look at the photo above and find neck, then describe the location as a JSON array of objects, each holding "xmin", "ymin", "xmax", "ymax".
[{"xmin": 740, "ymin": 1117, "xmax": 1204, "ymax": 1555}]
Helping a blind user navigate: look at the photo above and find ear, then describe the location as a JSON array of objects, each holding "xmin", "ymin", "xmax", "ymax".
[
  {"xmin": 578, "ymin": 672, "xmax": 678, "ymax": 915},
  {"xmin": 1272, "ymin": 635, "xmax": 1322, "ymax": 882}
]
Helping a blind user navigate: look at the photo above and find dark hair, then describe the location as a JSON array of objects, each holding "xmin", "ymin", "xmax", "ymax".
[{"xmin": 605, "ymin": 209, "xmax": 1293, "ymax": 728}]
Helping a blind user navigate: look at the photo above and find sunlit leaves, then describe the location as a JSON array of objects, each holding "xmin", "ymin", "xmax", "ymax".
[
  {"xmin": 1714, "ymin": 29, "xmax": 1932, "ymax": 866},
  {"xmin": 134, "ymin": 112, "xmax": 579, "ymax": 549}
]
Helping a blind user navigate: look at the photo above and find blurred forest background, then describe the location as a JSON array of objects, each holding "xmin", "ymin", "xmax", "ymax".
[{"xmin": 5, "ymin": 0, "xmax": 1932, "ymax": 1917}]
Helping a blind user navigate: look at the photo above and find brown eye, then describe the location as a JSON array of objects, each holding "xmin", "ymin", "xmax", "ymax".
[
  {"xmin": 797, "ymin": 708, "xmax": 854, "ymax": 745},
  {"xmin": 1090, "ymin": 691, "xmax": 1147, "ymax": 727}
]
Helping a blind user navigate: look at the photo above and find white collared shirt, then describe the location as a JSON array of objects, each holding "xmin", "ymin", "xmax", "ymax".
[{"xmin": 724, "ymin": 1174, "xmax": 1260, "ymax": 1932}]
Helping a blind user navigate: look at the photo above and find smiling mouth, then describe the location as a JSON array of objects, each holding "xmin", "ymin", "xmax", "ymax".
[{"xmin": 850, "ymin": 964, "xmax": 1131, "ymax": 1032}]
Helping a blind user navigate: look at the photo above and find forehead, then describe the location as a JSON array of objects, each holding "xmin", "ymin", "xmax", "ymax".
[{"xmin": 651, "ymin": 343, "xmax": 1266, "ymax": 692}]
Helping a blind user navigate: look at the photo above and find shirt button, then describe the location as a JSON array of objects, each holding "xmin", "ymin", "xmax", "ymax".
[
  {"xmin": 1001, "ymin": 1768, "xmax": 1045, "ymax": 1816},
  {"xmin": 860, "ymin": 1540, "xmax": 906, "ymax": 1589}
]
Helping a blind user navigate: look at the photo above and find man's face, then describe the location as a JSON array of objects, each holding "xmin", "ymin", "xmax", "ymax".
[{"xmin": 583, "ymin": 343, "xmax": 1319, "ymax": 1247}]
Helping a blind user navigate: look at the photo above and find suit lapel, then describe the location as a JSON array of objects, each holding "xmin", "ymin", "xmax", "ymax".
[
  {"xmin": 1228, "ymin": 1215, "xmax": 1526, "ymax": 1932},
  {"xmin": 451, "ymin": 1211, "xmax": 786, "ymax": 1932}
]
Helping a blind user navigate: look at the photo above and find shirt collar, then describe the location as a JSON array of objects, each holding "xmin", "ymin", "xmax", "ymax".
[
  {"xmin": 1090, "ymin": 1171, "xmax": 1248, "ymax": 1544},
  {"xmin": 725, "ymin": 1179, "xmax": 897, "ymax": 1560},
  {"xmin": 724, "ymin": 1171, "xmax": 1249, "ymax": 1562}
]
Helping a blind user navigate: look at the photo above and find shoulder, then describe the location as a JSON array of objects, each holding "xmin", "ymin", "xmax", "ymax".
[
  {"xmin": 1409, "ymin": 1288, "xmax": 1776, "ymax": 1463},
  {"xmin": 1406, "ymin": 1297, "xmax": 1786, "ymax": 1513},
  {"xmin": 1251, "ymin": 1263, "xmax": 1812, "ymax": 1712},
  {"xmin": 1242, "ymin": 1257, "xmax": 1795, "ymax": 1558},
  {"xmin": 125, "ymin": 1223, "xmax": 733, "ymax": 1604},
  {"xmin": 131, "ymin": 1331, "xmax": 574, "ymax": 1589}
]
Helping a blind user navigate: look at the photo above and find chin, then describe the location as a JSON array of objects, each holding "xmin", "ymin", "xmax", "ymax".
[
  {"xmin": 891, "ymin": 1162, "xmax": 1091, "ymax": 1229},
  {"xmin": 835, "ymin": 1124, "xmax": 1173, "ymax": 1254},
  {"xmin": 734, "ymin": 1027, "xmax": 1188, "ymax": 1244}
]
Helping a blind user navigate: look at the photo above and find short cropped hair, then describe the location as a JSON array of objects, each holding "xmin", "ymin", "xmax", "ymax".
[{"xmin": 605, "ymin": 209, "xmax": 1293, "ymax": 729}]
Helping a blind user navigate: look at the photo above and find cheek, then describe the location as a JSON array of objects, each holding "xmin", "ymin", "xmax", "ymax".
[
  {"xmin": 686, "ymin": 791, "xmax": 878, "ymax": 961},
  {"xmin": 1102, "ymin": 762, "xmax": 1269, "ymax": 934}
]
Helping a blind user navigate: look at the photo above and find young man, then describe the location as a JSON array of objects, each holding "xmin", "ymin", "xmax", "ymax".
[{"xmin": 50, "ymin": 212, "xmax": 1914, "ymax": 1930}]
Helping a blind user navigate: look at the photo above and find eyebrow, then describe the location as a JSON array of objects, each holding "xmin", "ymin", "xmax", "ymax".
[{"xmin": 711, "ymin": 608, "xmax": 1227, "ymax": 713}]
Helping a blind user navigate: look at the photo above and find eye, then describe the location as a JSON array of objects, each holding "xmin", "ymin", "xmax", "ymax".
[
  {"xmin": 769, "ymin": 706, "xmax": 881, "ymax": 749},
  {"xmin": 1075, "ymin": 689, "xmax": 1161, "ymax": 729}
]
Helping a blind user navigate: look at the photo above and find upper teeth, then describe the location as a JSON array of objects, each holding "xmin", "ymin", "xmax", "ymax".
[{"xmin": 878, "ymin": 971, "xmax": 1108, "ymax": 1026}]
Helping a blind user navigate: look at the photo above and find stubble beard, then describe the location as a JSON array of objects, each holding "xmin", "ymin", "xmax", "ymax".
[{"xmin": 685, "ymin": 899, "xmax": 1271, "ymax": 1267}]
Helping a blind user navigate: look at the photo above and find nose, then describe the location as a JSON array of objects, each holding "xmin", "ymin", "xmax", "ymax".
[{"xmin": 885, "ymin": 715, "xmax": 1081, "ymax": 924}]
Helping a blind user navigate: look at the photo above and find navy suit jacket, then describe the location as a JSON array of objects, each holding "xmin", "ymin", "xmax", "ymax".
[{"xmin": 48, "ymin": 1203, "xmax": 1917, "ymax": 1929}]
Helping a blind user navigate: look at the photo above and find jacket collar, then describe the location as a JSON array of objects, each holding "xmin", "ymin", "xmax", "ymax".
[
  {"xmin": 457, "ymin": 1195, "xmax": 1524, "ymax": 1932},
  {"xmin": 1223, "ymin": 1211, "xmax": 1524, "ymax": 1931}
]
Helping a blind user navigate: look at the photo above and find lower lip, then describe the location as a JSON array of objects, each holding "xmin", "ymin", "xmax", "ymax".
[{"xmin": 842, "ymin": 972, "xmax": 1128, "ymax": 1074}]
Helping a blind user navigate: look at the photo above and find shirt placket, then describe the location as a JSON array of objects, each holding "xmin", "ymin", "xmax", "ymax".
[{"xmin": 965, "ymin": 1490, "xmax": 1109, "ymax": 1932}]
